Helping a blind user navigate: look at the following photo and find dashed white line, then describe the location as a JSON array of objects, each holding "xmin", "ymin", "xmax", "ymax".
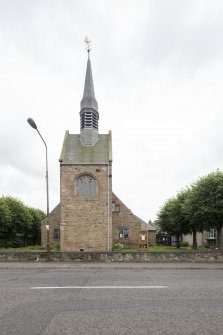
[{"xmin": 31, "ymin": 285, "xmax": 168, "ymax": 290}]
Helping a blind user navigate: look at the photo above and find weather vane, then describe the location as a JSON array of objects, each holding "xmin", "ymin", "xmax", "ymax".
[{"xmin": 84, "ymin": 36, "xmax": 91, "ymax": 58}]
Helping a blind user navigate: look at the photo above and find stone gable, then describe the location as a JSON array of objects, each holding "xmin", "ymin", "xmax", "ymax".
[
  {"xmin": 41, "ymin": 204, "xmax": 60, "ymax": 248},
  {"xmin": 112, "ymin": 193, "xmax": 142, "ymax": 246}
]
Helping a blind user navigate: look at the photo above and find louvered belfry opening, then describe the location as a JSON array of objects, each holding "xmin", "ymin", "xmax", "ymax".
[{"xmin": 80, "ymin": 108, "xmax": 98, "ymax": 130}]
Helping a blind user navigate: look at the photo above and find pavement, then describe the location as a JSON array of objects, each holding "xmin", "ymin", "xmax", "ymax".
[
  {"xmin": 0, "ymin": 261, "xmax": 223, "ymax": 270},
  {"xmin": 1, "ymin": 265, "xmax": 223, "ymax": 334}
]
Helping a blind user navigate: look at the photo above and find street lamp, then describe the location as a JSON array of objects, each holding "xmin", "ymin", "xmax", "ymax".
[{"xmin": 27, "ymin": 118, "xmax": 50, "ymax": 262}]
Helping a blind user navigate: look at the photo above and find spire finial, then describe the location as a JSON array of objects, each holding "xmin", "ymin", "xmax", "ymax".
[{"xmin": 84, "ymin": 36, "xmax": 91, "ymax": 59}]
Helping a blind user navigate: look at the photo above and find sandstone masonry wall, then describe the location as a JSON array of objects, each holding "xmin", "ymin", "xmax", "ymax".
[
  {"xmin": 112, "ymin": 193, "xmax": 141, "ymax": 246},
  {"xmin": 60, "ymin": 164, "xmax": 112, "ymax": 252},
  {"xmin": 0, "ymin": 251, "xmax": 223, "ymax": 263},
  {"xmin": 41, "ymin": 204, "xmax": 60, "ymax": 248}
]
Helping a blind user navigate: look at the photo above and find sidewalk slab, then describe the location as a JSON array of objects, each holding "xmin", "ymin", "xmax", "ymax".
[{"xmin": 0, "ymin": 262, "xmax": 223, "ymax": 270}]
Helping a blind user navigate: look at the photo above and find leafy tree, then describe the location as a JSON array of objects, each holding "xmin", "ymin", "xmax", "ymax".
[
  {"xmin": 0, "ymin": 196, "xmax": 45, "ymax": 246},
  {"xmin": 28, "ymin": 207, "xmax": 45, "ymax": 245},
  {"xmin": 157, "ymin": 190, "xmax": 191, "ymax": 248},
  {"xmin": 183, "ymin": 186, "xmax": 206, "ymax": 249},
  {"xmin": 185, "ymin": 170, "xmax": 223, "ymax": 249},
  {"xmin": 157, "ymin": 171, "xmax": 223, "ymax": 249},
  {"xmin": 0, "ymin": 199, "xmax": 12, "ymax": 234},
  {"xmin": 1, "ymin": 197, "xmax": 32, "ymax": 242}
]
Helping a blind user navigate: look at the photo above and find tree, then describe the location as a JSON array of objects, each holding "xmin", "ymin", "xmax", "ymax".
[
  {"xmin": 0, "ymin": 196, "xmax": 45, "ymax": 246},
  {"xmin": 0, "ymin": 199, "xmax": 12, "ymax": 234},
  {"xmin": 182, "ymin": 186, "xmax": 206, "ymax": 249},
  {"xmin": 28, "ymin": 207, "xmax": 45, "ymax": 245},
  {"xmin": 157, "ymin": 190, "xmax": 191, "ymax": 248},
  {"xmin": 185, "ymin": 170, "xmax": 223, "ymax": 249},
  {"xmin": 1, "ymin": 197, "xmax": 32, "ymax": 242}
]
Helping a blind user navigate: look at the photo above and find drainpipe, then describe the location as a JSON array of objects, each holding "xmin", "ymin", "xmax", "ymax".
[{"xmin": 107, "ymin": 163, "xmax": 110, "ymax": 251}]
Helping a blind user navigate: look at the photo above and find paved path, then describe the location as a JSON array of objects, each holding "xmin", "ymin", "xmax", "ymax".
[{"xmin": 0, "ymin": 261, "xmax": 223, "ymax": 269}]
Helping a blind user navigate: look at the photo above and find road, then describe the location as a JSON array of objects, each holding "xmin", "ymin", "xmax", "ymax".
[{"xmin": 0, "ymin": 264, "xmax": 222, "ymax": 334}]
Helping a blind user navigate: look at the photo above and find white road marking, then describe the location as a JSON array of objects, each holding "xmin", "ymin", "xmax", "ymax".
[{"xmin": 31, "ymin": 285, "xmax": 168, "ymax": 290}]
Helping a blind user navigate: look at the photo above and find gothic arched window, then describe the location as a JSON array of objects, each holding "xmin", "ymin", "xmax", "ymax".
[{"xmin": 76, "ymin": 175, "xmax": 96, "ymax": 196}]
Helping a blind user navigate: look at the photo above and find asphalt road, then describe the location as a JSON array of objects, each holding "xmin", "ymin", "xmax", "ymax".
[{"xmin": 0, "ymin": 266, "xmax": 222, "ymax": 335}]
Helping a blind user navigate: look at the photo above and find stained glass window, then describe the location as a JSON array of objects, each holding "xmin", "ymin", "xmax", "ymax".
[{"xmin": 77, "ymin": 175, "xmax": 96, "ymax": 196}]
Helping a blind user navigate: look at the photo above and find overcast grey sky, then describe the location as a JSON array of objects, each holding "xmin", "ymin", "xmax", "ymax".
[{"xmin": 1, "ymin": 0, "xmax": 223, "ymax": 221}]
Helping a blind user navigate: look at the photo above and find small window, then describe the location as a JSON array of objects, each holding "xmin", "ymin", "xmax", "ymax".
[
  {"xmin": 119, "ymin": 228, "xmax": 128, "ymax": 240},
  {"xmin": 112, "ymin": 202, "xmax": 120, "ymax": 213},
  {"xmin": 54, "ymin": 229, "xmax": 60, "ymax": 241},
  {"xmin": 77, "ymin": 175, "xmax": 96, "ymax": 196},
  {"xmin": 112, "ymin": 202, "xmax": 116, "ymax": 212},
  {"xmin": 208, "ymin": 229, "xmax": 216, "ymax": 239}
]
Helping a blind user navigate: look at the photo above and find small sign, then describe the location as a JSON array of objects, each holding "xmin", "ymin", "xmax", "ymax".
[{"xmin": 46, "ymin": 225, "xmax": 49, "ymax": 230}]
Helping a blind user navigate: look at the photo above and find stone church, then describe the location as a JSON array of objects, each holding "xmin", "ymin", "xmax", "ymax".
[{"xmin": 41, "ymin": 49, "xmax": 156, "ymax": 251}]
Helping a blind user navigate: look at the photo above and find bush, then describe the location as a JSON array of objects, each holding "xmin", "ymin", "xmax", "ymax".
[
  {"xmin": 51, "ymin": 244, "xmax": 60, "ymax": 251},
  {"xmin": 112, "ymin": 243, "xmax": 123, "ymax": 251},
  {"xmin": 9, "ymin": 239, "xmax": 24, "ymax": 248},
  {"xmin": 0, "ymin": 240, "xmax": 11, "ymax": 248},
  {"xmin": 180, "ymin": 241, "xmax": 189, "ymax": 248}
]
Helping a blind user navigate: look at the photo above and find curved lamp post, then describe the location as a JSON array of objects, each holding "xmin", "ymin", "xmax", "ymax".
[{"xmin": 27, "ymin": 118, "xmax": 50, "ymax": 261}]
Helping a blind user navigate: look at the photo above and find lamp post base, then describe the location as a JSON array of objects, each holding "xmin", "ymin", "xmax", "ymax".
[{"xmin": 46, "ymin": 242, "xmax": 51, "ymax": 262}]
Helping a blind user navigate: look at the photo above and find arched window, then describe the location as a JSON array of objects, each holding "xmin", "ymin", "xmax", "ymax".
[{"xmin": 76, "ymin": 175, "xmax": 96, "ymax": 196}]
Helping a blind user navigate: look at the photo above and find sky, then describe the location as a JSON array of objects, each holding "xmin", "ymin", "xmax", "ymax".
[{"xmin": 1, "ymin": 0, "xmax": 223, "ymax": 222}]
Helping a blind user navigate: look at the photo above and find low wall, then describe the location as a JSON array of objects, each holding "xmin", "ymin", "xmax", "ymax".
[{"xmin": 0, "ymin": 251, "xmax": 223, "ymax": 263}]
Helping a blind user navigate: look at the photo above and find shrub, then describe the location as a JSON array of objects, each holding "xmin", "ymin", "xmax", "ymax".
[
  {"xmin": 9, "ymin": 239, "xmax": 24, "ymax": 248},
  {"xmin": 112, "ymin": 243, "xmax": 123, "ymax": 251},
  {"xmin": 0, "ymin": 240, "xmax": 11, "ymax": 248},
  {"xmin": 180, "ymin": 241, "xmax": 189, "ymax": 248},
  {"xmin": 52, "ymin": 244, "xmax": 60, "ymax": 251}
]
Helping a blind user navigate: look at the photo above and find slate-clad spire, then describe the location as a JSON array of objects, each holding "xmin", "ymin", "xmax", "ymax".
[
  {"xmin": 80, "ymin": 37, "xmax": 99, "ymax": 145},
  {"xmin": 80, "ymin": 58, "xmax": 98, "ymax": 112}
]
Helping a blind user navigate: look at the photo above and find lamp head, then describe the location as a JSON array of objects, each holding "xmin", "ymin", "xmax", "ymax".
[{"xmin": 27, "ymin": 118, "xmax": 37, "ymax": 130}]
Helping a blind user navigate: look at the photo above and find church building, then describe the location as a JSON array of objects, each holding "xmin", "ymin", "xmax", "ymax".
[{"xmin": 41, "ymin": 44, "xmax": 156, "ymax": 251}]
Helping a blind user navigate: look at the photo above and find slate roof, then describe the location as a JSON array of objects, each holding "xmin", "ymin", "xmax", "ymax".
[
  {"xmin": 81, "ymin": 59, "xmax": 98, "ymax": 112},
  {"xmin": 112, "ymin": 193, "xmax": 156, "ymax": 232},
  {"xmin": 59, "ymin": 131, "xmax": 112, "ymax": 165},
  {"xmin": 140, "ymin": 218, "xmax": 157, "ymax": 231}
]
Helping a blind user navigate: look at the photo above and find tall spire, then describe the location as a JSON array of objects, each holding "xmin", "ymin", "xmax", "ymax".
[
  {"xmin": 81, "ymin": 37, "xmax": 98, "ymax": 112},
  {"xmin": 80, "ymin": 58, "xmax": 98, "ymax": 112},
  {"xmin": 80, "ymin": 37, "xmax": 99, "ymax": 145}
]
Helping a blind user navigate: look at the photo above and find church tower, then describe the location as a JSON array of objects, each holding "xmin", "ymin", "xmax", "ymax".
[{"xmin": 59, "ymin": 40, "xmax": 112, "ymax": 251}]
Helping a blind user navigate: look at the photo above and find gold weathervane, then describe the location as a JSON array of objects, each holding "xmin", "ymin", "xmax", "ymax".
[{"xmin": 84, "ymin": 36, "xmax": 91, "ymax": 56}]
